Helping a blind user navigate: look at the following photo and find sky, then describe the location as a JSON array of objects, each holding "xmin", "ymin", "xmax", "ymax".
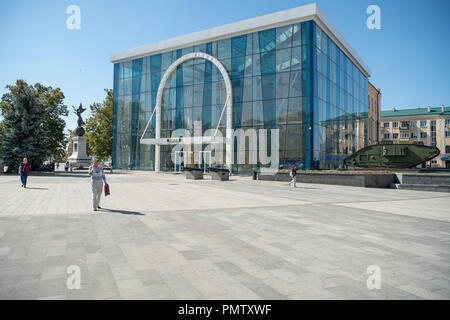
[{"xmin": 0, "ymin": 0, "xmax": 449, "ymax": 132}]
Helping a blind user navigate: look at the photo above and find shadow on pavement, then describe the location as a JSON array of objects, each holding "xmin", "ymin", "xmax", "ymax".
[
  {"xmin": 100, "ymin": 208, "xmax": 145, "ymax": 216},
  {"xmin": 24, "ymin": 187, "xmax": 48, "ymax": 190}
]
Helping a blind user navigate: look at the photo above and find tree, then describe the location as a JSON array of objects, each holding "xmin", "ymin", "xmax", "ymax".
[
  {"xmin": 34, "ymin": 83, "xmax": 68, "ymax": 161},
  {"xmin": 1, "ymin": 80, "xmax": 46, "ymax": 171},
  {"xmin": 0, "ymin": 120, "xmax": 5, "ymax": 155},
  {"xmin": 85, "ymin": 89, "xmax": 113, "ymax": 161},
  {"xmin": 1, "ymin": 80, "xmax": 68, "ymax": 162}
]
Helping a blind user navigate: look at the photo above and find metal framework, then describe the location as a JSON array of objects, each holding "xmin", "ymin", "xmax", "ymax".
[{"xmin": 140, "ymin": 52, "xmax": 233, "ymax": 172}]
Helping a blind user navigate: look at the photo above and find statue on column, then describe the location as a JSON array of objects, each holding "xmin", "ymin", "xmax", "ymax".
[
  {"xmin": 72, "ymin": 104, "xmax": 87, "ymax": 136},
  {"xmin": 68, "ymin": 103, "xmax": 91, "ymax": 168}
]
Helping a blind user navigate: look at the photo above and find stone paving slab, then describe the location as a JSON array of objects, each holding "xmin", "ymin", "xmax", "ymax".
[{"xmin": 0, "ymin": 172, "xmax": 449, "ymax": 300}]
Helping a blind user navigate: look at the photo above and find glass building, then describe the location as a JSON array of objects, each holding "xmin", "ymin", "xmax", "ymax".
[{"xmin": 110, "ymin": 3, "xmax": 371, "ymax": 173}]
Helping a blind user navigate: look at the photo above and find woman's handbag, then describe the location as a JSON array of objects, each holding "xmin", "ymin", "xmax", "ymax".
[{"xmin": 104, "ymin": 183, "xmax": 110, "ymax": 196}]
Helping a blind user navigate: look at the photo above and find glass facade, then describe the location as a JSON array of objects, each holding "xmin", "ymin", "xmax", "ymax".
[{"xmin": 112, "ymin": 20, "xmax": 369, "ymax": 172}]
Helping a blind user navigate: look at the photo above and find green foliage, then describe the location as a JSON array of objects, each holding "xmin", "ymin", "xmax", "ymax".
[
  {"xmin": 85, "ymin": 89, "xmax": 113, "ymax": 161},
  {"xmin": 1, "ymin": 80, "xmax": 46, "ymax": 170},
  {"xmin": 34, "ymin": 83, "xmax": 69, "ymax": 161},
  {"xmin": 0, "ymin": 120, "xmax": 5, "ymax": 155},
  {"xmin": 0, "ymin": 80, "xmax": 68, "ymax": 165}
]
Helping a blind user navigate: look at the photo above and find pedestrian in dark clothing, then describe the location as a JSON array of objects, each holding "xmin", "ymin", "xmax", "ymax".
[
  {"xmin": 288, "ymin": 164, "xmax": 297, "ymax": 188},
  {"xmin": 18, "ymin": 157, "xmax": 31, "ymax": 188}
]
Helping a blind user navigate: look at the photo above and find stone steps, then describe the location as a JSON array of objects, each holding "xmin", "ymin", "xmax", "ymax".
[{"xmin": 396, "ymin": 183, "xmax": 450, "ymax": 193}]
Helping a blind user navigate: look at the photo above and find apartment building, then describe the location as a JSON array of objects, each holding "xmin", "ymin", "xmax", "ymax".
[{"xmin": 381, "ymin": 105, "xmax": 450, "ymax": 168}]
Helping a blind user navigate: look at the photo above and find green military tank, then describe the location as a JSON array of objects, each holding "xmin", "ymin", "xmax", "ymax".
[{"xmin": 344, "ymin": 141, "xmax": 440, "ymax": 169}]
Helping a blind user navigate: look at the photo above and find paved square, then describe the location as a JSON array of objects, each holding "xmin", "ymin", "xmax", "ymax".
[{"xmin": 0, "ymin": 172, "xmax": 449, "ymax": 299}]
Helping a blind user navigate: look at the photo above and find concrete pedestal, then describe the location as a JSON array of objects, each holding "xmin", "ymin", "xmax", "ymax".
[
  {"xmin": 184, "ymin": 168, "xmax": 204, "ymax": 180},
  {"xmin": 68, "ymin": 135, "xmax": 91, "ymax": 168},
  {"xmin": 210, "ymin": 168, "xmax": 230, "ymax": 181}
]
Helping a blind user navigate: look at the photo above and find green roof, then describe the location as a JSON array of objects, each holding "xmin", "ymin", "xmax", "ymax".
[{"xmin": 381, "ymin": 106, "xmax": 450, "ymax": 118}]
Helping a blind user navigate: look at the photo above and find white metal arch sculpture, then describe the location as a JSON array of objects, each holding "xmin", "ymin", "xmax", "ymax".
[{"xmin": 140, "ymin": 52, "xmax": 233, "ymax": 172}]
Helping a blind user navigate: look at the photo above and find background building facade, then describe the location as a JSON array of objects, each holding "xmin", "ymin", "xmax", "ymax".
[
  {"xmin": 381, "ymin": 106, "xmax": 450, "ymax": 168},
  {"xmin": 368, "ymin": 82, "xmax": 381, "ymax": 145},
  {"xmin": 110, "ymin": 4, "xmax": 371, "ymax": 173}
]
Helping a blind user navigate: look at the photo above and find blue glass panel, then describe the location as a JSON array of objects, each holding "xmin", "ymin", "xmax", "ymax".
[
  {"xmin": 150, "ymin": 54, "xmax": 161, "ymax": 73},
  {"xmin": 218, "ymin": 38, "xmax": 231, "ymax": 59},
  {"xmin": 202, "ymin": 82, "xmax": 212, "ymax": 129},
  {"xmin": 276, "ymin": 98, "xmax": 288, "ymax": 124},
  {"xmin": 204, "ymin": 61, "xmax": 212, "ymax": 82},
  {"xmin": 276, "ymin": 48, "xmax": 291, "ymax": 72},
  {"xmin": 161, "ymin": 52, "xmax": 174, "ymax": 71},
  {"xmin": 301, "ymin": 21, "xmax": 312, "ymax": 46},
  {"xmin": 252, "ymin": 32, "xmax": 260, "ymax": 53},
  {"xmin": 241, "ymin": 102, "xmax": 253, "ymax": 127},
  {"xmin": 123, "ymin": 61, "xmax": 132, "ymax": 78},
  {"xmin": 246, "ymin": 34, "xmax": 253, "ymax": 56},
  {"xmin": 252, "ymin": 54, "xmax": 261, "ymax": 75},
  {"xmin": 261, "ymin": 74, "xmax": 275, "ymax": 101},
  {"xmin": 231, "ymin": 35, "xmax": 247, "ymax": 57},
  {"xmin": 292, "ymin": 23, "xmax": 301, "ymax": 46},
  {"xmin": 233, "ymin": 101, "xmax": 242, "ymax": 127},
  {"xmin": 194, "ymin": 43, "xmax": 207, "ymax": 53},
  {"xmin": 258, "ymin": 28, "xmax": 276, "ymax": 52},
  {"xmin": 276, "ymin": 25, "xmax": 293, "ymax": 49},
  {"xmin": 252, "ymin": 100, "xmax": 264, "ymax": 126},
  {"xmin": 231, "ymin": 56, "xmax": 245, "ymax": 79},
  {"xmin": 276, "ymin": 72, "xmax": 290, "ymax": 99},
  {"xmin": 287, "ymin": 71, "xmax": 299, "ymax": 97},
  {"xmin": 232, "ymin": 78, "xmax": 244, "ymax": 104},
  {"xmin": 132, "ymin": 58, "xmax": 143, "ymax": 77},
  {"xmin": 193, "ymin": 63, "xmax": 205, "ymax": 84},
  {"xmin": 206, "ymin": 42, "xmax": 212, "ymax": 55},
  {"xmin": 262, "ymin": 99, "xmax": 275, "ymax": 125},
  {"xmin": 287, "ymin": 97, "xmax": 302, "ymax": 123},
  {"xmin": 151, "ymin": 73, "xmax": 160, "ymax": 92},
  {"xmin": 182, "ymin": 65, "xmax": 194, "ymax": 85},
  {"xmin": 132, "ymin": 76, "xmax": 141, "ymax": 94},
  {"xmin": 260, "ymin": 51, "xmax": 275, "ymax": 75}
]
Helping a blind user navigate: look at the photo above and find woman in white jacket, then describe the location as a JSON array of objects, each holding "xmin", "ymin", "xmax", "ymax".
[{"xmin": 88, "ymin": 158, "xmax": 107, "ymax": 211}]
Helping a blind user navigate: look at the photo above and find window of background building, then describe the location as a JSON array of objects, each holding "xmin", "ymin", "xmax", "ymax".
[
  {"xmin": 421, "ymin": 132, "xmax": 427, "ymax": 138},
  {"xmin": 431, "ymin": 120, "xmax": 437, "ymax": 146},
  {"xmin": 420, "ymin": 120, "xmax": 427, "ymax": 127},
  {"xmin": 411, "ymin": 121, "xmax": 417, "ymax": 128},
  {"xmin": 393, "ymin": 133, "xmax": 398, "ymax": 139},
  {"xmin": 446, "ymin": 131, "xmax": 450, "ymax": 137},
  {"xmin": 383, "ymin": 122, "xmax": 389, "ymax": 128},
  {"xmin": 384, "ymin": 133, "xmax": 390, "ymax": 139},
  {"xmin": 446, "ymin": 145, "xmax": 450, "ymax": 153},
  {"xmin": 401, "ymin": 121, "xmax": 409, "ymax": 127},
  {"xmin": 445, "ymin": 119, "xmax": 450, "ymax": 126},
  {"xmin": 393, "ymin": 122, "xmax": 398, "ymax": 128},
  {"xmin": 400, "ymin": 132, "xmax": 409, "ymax": 139},
  {"xmin": 411, "ymin": 132, "xmax": 417, "ymax": 138}
]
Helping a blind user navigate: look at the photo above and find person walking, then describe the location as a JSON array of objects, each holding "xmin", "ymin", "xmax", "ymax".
[
  {"xmin": 18, "ymin": 157, "xmax": 31, "ymax": 188},
  {"xmin": 89, "ymin": 158, "xmax": 107, "ymax": 211},
  {"xmin": 288, "ymin": 164, "xmax": 297, "ymax": 188},
  {"xmin": 65, "ymin": 161, "xmax": 69, "ymax": 173}
]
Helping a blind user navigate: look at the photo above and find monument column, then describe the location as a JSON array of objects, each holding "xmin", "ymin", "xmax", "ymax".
[{"xmin": 68, "ymin": 104, "xmax": 91, "ymax": 168}]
